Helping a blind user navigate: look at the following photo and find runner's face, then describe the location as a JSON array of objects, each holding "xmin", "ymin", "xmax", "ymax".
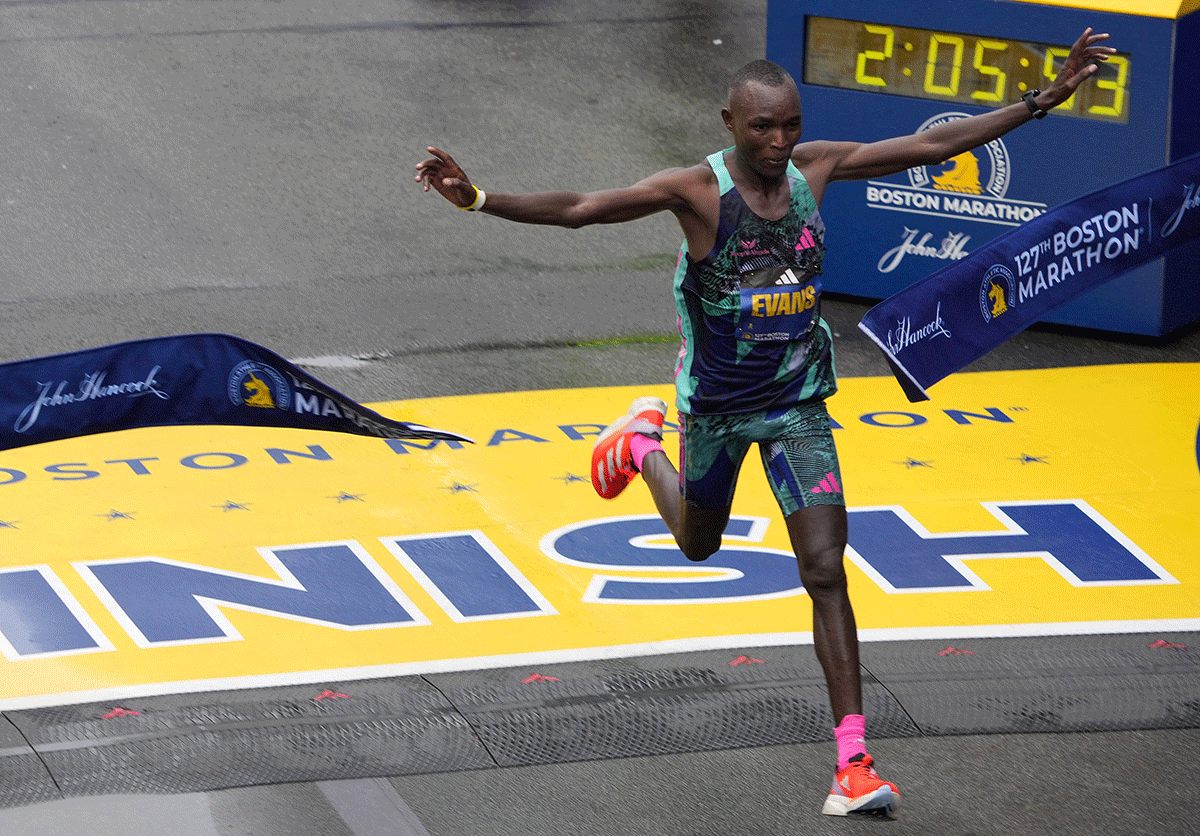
[{"xmin": 724, "ymin": 80, "xmax": 803, "ymax": 180}]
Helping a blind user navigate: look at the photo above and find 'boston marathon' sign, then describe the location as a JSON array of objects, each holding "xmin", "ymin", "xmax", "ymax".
[{"xmin": 859, "ymin": 152, "xmax": 1200, "ymax": 401}]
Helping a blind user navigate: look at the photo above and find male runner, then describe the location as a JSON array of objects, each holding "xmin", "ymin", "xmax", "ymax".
[{"xmin": 415, "ymin": 27, "xmax": 1114, "ymax": 817}]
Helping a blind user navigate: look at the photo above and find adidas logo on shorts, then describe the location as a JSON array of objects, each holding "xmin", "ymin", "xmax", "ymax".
[{"xmin": 810, "ymin": 472, "xmax": 841, "ymax": 495}]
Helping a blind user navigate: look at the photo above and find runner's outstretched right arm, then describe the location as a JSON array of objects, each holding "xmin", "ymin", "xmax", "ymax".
[{"xmin": 414, "ymin": 146, "xmax": 689, "ymax": 228}]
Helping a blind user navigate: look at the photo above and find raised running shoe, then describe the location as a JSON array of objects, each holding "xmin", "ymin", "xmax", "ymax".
[
  {"xmin": 820, "ymin": 753, "xmax": 901, "ymax": 817},
  {"xmin": 590, "ymin": 396, "xmax": 667, "ymax": 499}
]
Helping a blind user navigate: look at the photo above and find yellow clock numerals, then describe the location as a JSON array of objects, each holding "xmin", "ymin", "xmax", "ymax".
[
  {"xmin": 924, "ymin": 34, "xmax": 964, "ymax": 96},
  {"xmin": 855, "ymin": 24, "xmax": 894, "ymax": 87},
  {"xmin": 971, "ymin": 39, "xmax": 1009, "ymax": 102},
  {"xmin": 1089, "ymin": 54, "xmax": 1129, "ymax": 118},
  {"xmin": 1044, "ymin": 47, "xmax": 1078, "ymax": 112},
  {"xmin": 808, "ymin": 17, "xmax": 1129, "ymax": 123}
]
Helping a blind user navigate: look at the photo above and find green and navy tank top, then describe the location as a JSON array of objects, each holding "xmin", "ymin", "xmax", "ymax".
[{"xmin": 673, "ymin": 149, "xmax": 837, "ymax": 416}]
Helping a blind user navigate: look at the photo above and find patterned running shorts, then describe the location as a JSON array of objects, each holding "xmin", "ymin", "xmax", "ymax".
[{"xmin": 678, "ymin": 400, "xmax": 843, "ymax": 517}]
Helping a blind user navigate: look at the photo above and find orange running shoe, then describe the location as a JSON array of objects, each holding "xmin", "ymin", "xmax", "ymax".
[
  {"xmin": 821, "ymin": 753, "xmax": 901, "ymax": 817},
  {"xmin": 590, "ymin": 396, "xmax": 667, "ymax": 499}
]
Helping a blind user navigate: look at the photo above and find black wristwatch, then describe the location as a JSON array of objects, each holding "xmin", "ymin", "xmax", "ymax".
[{"xmin": 1022, "ymin": 89, "xmax": 1047, "ymax": 120}]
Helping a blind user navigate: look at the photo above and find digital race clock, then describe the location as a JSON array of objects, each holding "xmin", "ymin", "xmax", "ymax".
[
  {"xmin": 768, "ymin": 0, "xmax": 1200, "ymax": 336},
  {"xmin": 803, "ymin": 16, "xmax": 1132, "ymax": 123}
]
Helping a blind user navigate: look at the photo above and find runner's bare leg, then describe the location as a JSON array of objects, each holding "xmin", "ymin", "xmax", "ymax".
[
  {"xmin": 785, "ymin": 504, "xmax": 862, "ymax": 722},
  {"xmin": 640, "ymin": 450, "xmax": 728, "ymax": 561},
  {"xmin": 642, "ymin": 449, "xmax": 862, "ymax": 721}
]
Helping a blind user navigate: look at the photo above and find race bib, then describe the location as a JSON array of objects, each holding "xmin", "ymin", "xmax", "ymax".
[{"xmin": 736, "ymin": 267, "xmax": 821, "ymax": 342}]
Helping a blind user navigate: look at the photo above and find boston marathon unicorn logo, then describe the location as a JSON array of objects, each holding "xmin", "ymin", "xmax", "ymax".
[
  {"xmin": 227, "ymin": 361, "xmax": 291, "ymax": 411},
  {"xmin": 931, "ymin": 151, "xmax": 983, "ymax": 195},
  {"xmin": 979, "ymin": 264, "xmax": 1017, "ymax": 323},
  {"xmin": 909, "ymin": 113, "xmax": 1010, "ymax": 200},
  {"xmin": 987, "ymin": 278, "xmax": 1008, "ymax": 318},
  {"xmin": 241, "ymin": 372, "xmax": 276, "ymax": 408}
]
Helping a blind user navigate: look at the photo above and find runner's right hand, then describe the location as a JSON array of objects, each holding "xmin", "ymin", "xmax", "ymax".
[{"xmin": 415, "ymin": 146, "xmax": 478, "ymax": 209}]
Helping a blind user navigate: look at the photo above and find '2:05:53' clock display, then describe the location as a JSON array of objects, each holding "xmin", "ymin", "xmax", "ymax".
[{"xmin": 803, "ymin": 16, "xmax": 1132, "ymax": 123}]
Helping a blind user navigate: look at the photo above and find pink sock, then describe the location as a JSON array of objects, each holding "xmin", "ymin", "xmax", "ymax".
[
  {"xmin": 630, "ymin": 432, "xmax": 663, "ymax": 472},
  {"xmin": 834, "ymin": 714, "xmax": 867, "ymax": 771}
]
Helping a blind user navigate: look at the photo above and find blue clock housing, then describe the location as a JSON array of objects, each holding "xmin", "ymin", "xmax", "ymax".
[{"xmin": 768, "ymin": 0, "xmax": 1200, "ymax": 335}]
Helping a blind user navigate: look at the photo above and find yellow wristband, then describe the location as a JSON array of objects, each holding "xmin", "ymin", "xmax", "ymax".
[{"xmin": 459, "ymin": 186, "xmax": 487, "ymax": 211}]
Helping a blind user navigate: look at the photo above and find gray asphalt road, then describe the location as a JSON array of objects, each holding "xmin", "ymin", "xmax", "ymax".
[
  {"xmin": 0, "ymin": 0, "xmax": 751, "ymax": 365},
  {"xmin": 0, "ymin": 2, "xmax": 1197, "ymax": 835}
]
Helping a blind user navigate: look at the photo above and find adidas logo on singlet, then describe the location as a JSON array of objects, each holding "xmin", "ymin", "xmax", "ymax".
[{"xmin": 795, "ymin": 227, "xmax": 817, "ymax": 251}]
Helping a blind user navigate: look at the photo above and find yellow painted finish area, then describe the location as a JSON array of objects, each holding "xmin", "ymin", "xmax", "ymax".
[
  {"xmin": 1009, "ymin": 0, "xmax": 1198, "ymax": 18},
  {"xmin": 0, "ymin": 364, "xmax": 1196, "ymax": 707}
]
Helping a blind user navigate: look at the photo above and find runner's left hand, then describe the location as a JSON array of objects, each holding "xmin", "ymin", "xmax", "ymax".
[{"xmin": 1040, "ymin": 28, "xmax": 1117, "ymax": 108}]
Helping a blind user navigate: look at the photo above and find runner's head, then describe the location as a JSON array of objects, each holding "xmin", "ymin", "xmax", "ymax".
[{"xmin": 723, "ymin": 60, "xmax": 802, "ymax": 182}]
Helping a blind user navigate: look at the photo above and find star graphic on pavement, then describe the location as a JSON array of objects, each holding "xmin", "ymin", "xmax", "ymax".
[
  {"xmin": 1010, "ymin": 454, "xmax": 1049, "ymax": 464},
  {"xmin": 99, "ymin": 509, "xmax": 136, "ymax": 521},
  {"xmin": 214, "ymin": 500, "xmax": 251, "ymax": 512},
  {"xmin": 328, "ymin": 492, "xmax": 365, "ymax": 503},
  {"xmin": 897, "ymin": 458, "xmax": 934, "ymax": 469},
  {"xmin": 553, "ymin": 473, "xmax": 588, "ymax": 484}
]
